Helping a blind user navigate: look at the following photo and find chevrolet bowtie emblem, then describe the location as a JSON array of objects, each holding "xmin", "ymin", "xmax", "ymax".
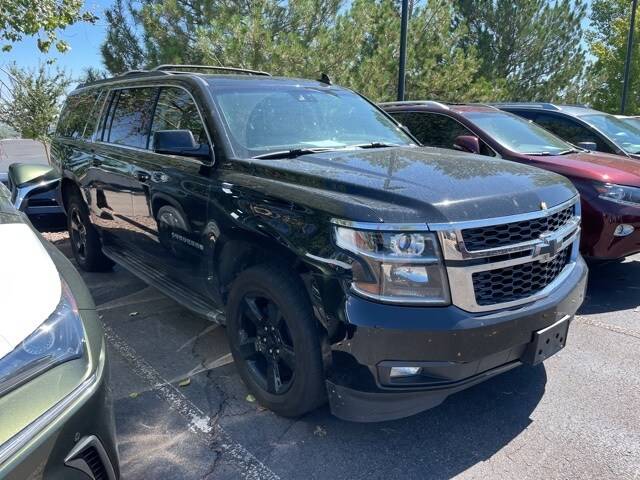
[{"xmin": 540, "ymin": 201, "xmax": 548, "ymax": 210}]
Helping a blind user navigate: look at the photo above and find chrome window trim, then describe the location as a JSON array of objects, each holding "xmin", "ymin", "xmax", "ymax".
[
  {"xmin": 0, "ymin": 347, "xmax": 105, "ymax": 466},
  {"xmin": 97, "ymin": 83, "xmax": 215, "ymax": 166}
]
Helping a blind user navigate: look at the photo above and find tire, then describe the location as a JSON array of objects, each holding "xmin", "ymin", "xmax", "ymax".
[
  {"xmin": 226, "ymin": 264, "xmax": 327, "ymax": 417},
  {"xmin": 67, "ymin": 191, "xmax": 114, "ymax": 272}
]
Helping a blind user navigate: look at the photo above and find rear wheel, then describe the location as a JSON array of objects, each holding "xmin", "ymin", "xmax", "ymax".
[
  {"xmin": 67, "ymin": 192, "xmax": 113, "ymax": 272},
  {"xmin": 226, "ymin": 264, "xmax": 326, "ymax": 417}
]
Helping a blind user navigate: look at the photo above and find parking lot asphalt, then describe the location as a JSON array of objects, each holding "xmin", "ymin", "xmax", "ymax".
[
  {"xmin": 45, "ymin": 232, "xmax": 640, "ymax": 480},
  {"xmin": 0, "ymin": 139, "xmax": 48, "ymax": 172}
]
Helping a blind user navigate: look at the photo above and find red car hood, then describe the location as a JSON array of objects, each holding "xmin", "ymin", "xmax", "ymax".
[{"xmin": 529, "ymin": 151, "xmax": 640, "ymax": 186}]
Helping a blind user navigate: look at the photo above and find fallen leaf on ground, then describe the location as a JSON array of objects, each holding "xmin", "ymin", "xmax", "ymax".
[
  {"xmin": 129, "ymin": 392, "xmax": 139, "ymax": 399},
  {"xmin": 178, "ymin": 378, "xmax": 191, "ymax": 387},
  {"xmin": 245, "ymin": 394, "xmax": 256, "ymax": 403}
]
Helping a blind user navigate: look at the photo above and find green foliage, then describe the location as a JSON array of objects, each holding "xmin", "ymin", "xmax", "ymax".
[
  {"xmin": 0, "ymin": 64, "xmax": 71, "ymax": 141},
  {"xmin": 453, "ymin": 0, "xmax": 587, "ymax": 101},
  {"xmin": 0, "ymin": 123, "xmax": 17, "ymax": 139},
  {"xmin": 587, "ymin": 0, "xmax": 640, "ymax": 114},
  {"xmin": 101, "ymin": 0, "xmax": 502, "ymax": 102},
  {"xmin": 0, "ymin": 0, "xmax": 97, "ymax": 53}
]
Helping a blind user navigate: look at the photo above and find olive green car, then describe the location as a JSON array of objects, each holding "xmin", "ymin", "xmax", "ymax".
[{"xmin": 0, "ymin": 183, "xmax": 118, "ymax": 479}]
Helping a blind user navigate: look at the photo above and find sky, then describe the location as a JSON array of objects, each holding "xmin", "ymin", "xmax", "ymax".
[{"xmin": 0, "ymin": 0, "xmax": 112, "ymax": 80}]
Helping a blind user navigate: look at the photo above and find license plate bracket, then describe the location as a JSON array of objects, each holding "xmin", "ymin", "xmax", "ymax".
[{"xmin": 523, "ymin": 315, "xmax": 571, "ymax": 366}]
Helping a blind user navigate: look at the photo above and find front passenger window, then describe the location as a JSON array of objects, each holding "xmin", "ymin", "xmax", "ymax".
[{"xmin": 150, "ymin": 87, "xmax": 209, "ymax": 150}]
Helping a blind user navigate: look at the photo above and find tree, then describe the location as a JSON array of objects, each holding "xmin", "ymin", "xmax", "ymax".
[
  {"xmin": 0, "ymin": 64, "xmax": 71, "ymax": 158},
  {"xmin": 101, "ymin": 0, "xmax": 145, "ymax": 73},
  {"xmin": 587, "ymin": 0, "xmax": 640, "ymax": 114},
  {"xmin": 0, "ymin": 0, "xmax": 97, "ymax": 53},
  {"xmin": 454, "ymin": 0, "xmax": 587, "ymax": 101},
  {"xmin": 100, "ymin": 0, "xmax": 497, "ymax": 102}
]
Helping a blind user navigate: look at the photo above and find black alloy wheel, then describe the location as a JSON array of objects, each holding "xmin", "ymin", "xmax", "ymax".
[
  {"xmin": 237, "ymin": 294, "xmax": 296, "ymax": 395},
  {"xmin": 69, "ymin": 206, "xmax": 88, "ymax": 263},
  {"xmin": 226, "ymin": 264, "xmax": 326, "ymax": 417}
]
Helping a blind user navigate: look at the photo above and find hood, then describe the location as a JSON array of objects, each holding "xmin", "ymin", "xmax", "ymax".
[
  {"xmin": 0, "ymin": 222, "xmax": 61, "ymax": 359},
  {"xmin": 531, "ymin": 151, "xmax": 640, "ymax": 187},
  {"xmin": 244, "ymin": 146, "xmax": 577, "ymax": 223}
]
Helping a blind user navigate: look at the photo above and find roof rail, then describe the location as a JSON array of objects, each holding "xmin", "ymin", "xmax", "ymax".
[
  {"xmin": 491, "ymin": 102, "xmax": 561, "ymax": 111},
  {"xmin": 152, "ymin": 64, "xmax": 271, "ymax": 76},
  {"xmin": 379, "ymin": 100, "xmax": 450, "ymax": 110}
]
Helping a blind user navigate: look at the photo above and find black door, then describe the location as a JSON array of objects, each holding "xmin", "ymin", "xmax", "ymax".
[
  {"xmin": 125, "ymin": 85, "xmax": 215, "ymax": 297},
  {"xmin": 89, "ymin": 87, "xmax": 158, "ymax": 244}
]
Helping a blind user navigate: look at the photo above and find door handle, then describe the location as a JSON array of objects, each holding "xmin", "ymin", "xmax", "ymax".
[{"xmin": 135, "ymin": 171, "xmax": 150, "ymax": 182}]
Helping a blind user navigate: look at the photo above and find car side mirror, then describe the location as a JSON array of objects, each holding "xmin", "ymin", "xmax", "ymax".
[
  {"xmin": 153, "ymin": 130, "xmax": 211, "ymax": 161},
  {"xmin": 453, "ymin": 135, "xmax": 481, "ymax": 155},
  {"xmin": 577, "ymin": 141, "xmax": 597, "ymax": 151}
]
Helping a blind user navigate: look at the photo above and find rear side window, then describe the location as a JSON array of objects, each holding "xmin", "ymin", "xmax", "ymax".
[
  {"xmin": 533, "ymin": 113, "xmax": 614, "ymax": 153},
  {"xmin": 56, "ymin": 92, "xmax": 101, "ymax": 139},
  {"xmin": 107, "ymin": 88, "xmax": 158, "ymax": 149},
  {"xmin": 393, "ymin": 112, "xmax": 494, "ymax": 156},
  {"xmin": 149, "ymin": 87, "xmax": 208, "ymax": 149}
]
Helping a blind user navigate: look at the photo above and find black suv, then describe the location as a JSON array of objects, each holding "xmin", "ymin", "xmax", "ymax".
[
  {"xmin": 497, "ymin": 103, "xmax": 640, "ymax": 160},
  {"xmin": 52, "ymin": 65, "xmax": 587, "ymax": 422}
]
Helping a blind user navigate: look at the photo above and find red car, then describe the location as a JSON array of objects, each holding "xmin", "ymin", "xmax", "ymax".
[{"xmin": 382, "ymin": 101, "xmax": 640, "ymax": 259}]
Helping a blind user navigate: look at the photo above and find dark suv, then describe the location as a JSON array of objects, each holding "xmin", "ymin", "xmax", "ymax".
[
  {"xmin": 52, "ymin": 65, "xmax": 587, "ymax": 422},
  {"xmin": 496, "ymin": 103, "xmax": 640, "ymax": 160}
]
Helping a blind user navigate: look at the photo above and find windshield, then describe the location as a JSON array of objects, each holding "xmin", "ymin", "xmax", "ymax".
[
  {"xmin": 211, "ymin": 85, "xmax": 413, "ymax": 157},
  {"xmin": 581, "ymin": 114, "xmax": 640, "ymax": 154},
  {"xmin": 463, "ymin": 111, "xmax": 572, "ymax": 155}
]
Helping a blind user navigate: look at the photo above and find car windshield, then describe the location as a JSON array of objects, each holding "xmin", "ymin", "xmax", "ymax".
[
  {"xmin": 581, "ymin": 114, "xmax": 640, "ymax": 154},
  {"xmin": 463, "ymin": 110, "xmax": 572, "ymax": 155},
  {"xmin": 210, "ymin": 84, "xmax": 413, "ymax": 157}
]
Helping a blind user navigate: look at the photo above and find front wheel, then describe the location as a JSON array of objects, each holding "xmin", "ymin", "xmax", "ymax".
[
  {"xmin": 226, "ymin": 264, "xmax": 326, "ymax": 417},
  {"xmin": 67, "ymin": 192, "xmax": 114, "ymax": 272}
]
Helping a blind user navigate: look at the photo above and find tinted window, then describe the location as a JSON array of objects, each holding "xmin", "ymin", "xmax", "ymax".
[
  {"xmin": 57, "ymin": 92, "xmax": 100, "ymax": 139},
  {"xmin": 580, "ymin": 114, "xmax": 640, "ymax": 154},
  {"xmin": 211, "ymin": 85, "xmax": 412, "ymax": 157},
  {"xmin": 533, "ymin": 113, "xmax": 613, "ymax": 153},
  {"xmin": 463, "ymin": 111, "xmax": 571, "ymax": 155},
  {"xmin": 150, "ymin": 87, "xmax": 208, "ymax": 149},
  {"xmin": 83, "ymin": 90, "xmax": 106, "ymax": 140},
  {"xmin": 107, "ymin": 88, "xmax": 157, "ymax": 148},
  {"xmin": 392, "ymin": 112, "xmax": 494, "ymax": 156}
]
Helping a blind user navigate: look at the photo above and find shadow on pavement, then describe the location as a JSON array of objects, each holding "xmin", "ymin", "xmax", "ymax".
[{"xmin": 580, "ymin": 257, "xmax": 640, "ymax": 314}]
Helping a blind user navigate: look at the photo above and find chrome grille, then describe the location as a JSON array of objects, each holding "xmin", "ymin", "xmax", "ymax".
[
  {"xmin": 462, "ymin": 205, "xmax": 575, "ymax": 251},
  {"xmin": 472, "ymin": 247, "xmax": 571, "ymax": 306},
  {"xmin": 433, "ymin": 196, "xmax": 581, "ymax": 312}
]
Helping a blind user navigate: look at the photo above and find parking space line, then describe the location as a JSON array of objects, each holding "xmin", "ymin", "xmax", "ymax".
[
  {"xmin": 575, "ymin": 316, "xmax": 640, "ymax": 340},
  {"xmin": 103, "ymin": 324, "xmax": 280, "ymax": 480}
]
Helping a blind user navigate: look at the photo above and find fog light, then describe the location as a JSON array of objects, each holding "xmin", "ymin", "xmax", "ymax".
[
  {"xmin": 613, "ymin": 224, "xmax": 635, "ymax": 237},
  {"xmin": 390, "ymin": 366, "xmax": 422, "ymax": 378}
]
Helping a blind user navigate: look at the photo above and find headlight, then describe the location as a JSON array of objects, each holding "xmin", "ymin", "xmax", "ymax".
[
  {"xmin": 334, "ymin": 226, "xmax": 450, "ymax": 304},
  {"xmin": 0, "ymin": 281, "xmax": 85, "ymax": 396},
  {"xmin": 596, "ymin": 183, "xmax": 640, "ymax": 207}
]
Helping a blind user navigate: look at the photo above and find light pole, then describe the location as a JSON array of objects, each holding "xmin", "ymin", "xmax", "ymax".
[
  {"xmin": 397, "ymin": 0, "xmax": 409, "ymax": 101},
  {"xmin": 621, "ymin": 0, "xmax": 638, "ymax": 114}
]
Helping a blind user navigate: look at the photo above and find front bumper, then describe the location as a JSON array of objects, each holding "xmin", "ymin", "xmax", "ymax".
[
  {"xmin": 0, "ymin": 343, "xmax": 119, "ymax": 479},
  {"xmin": 327, "ymin": 256, "xmax": 588, "ymax": 422},
  {"xmin": 581, "ymin": 196, "xmax": 640, "ymax": 259}
]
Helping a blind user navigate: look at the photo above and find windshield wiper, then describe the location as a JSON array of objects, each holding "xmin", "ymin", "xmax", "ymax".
[
  {"xmin": 349, "ymin": 142, "xmax": 401, "ymax": 149},
  {"xmin": 252, "ymin": 147, "xmax": 336, "ymax": 159}
]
